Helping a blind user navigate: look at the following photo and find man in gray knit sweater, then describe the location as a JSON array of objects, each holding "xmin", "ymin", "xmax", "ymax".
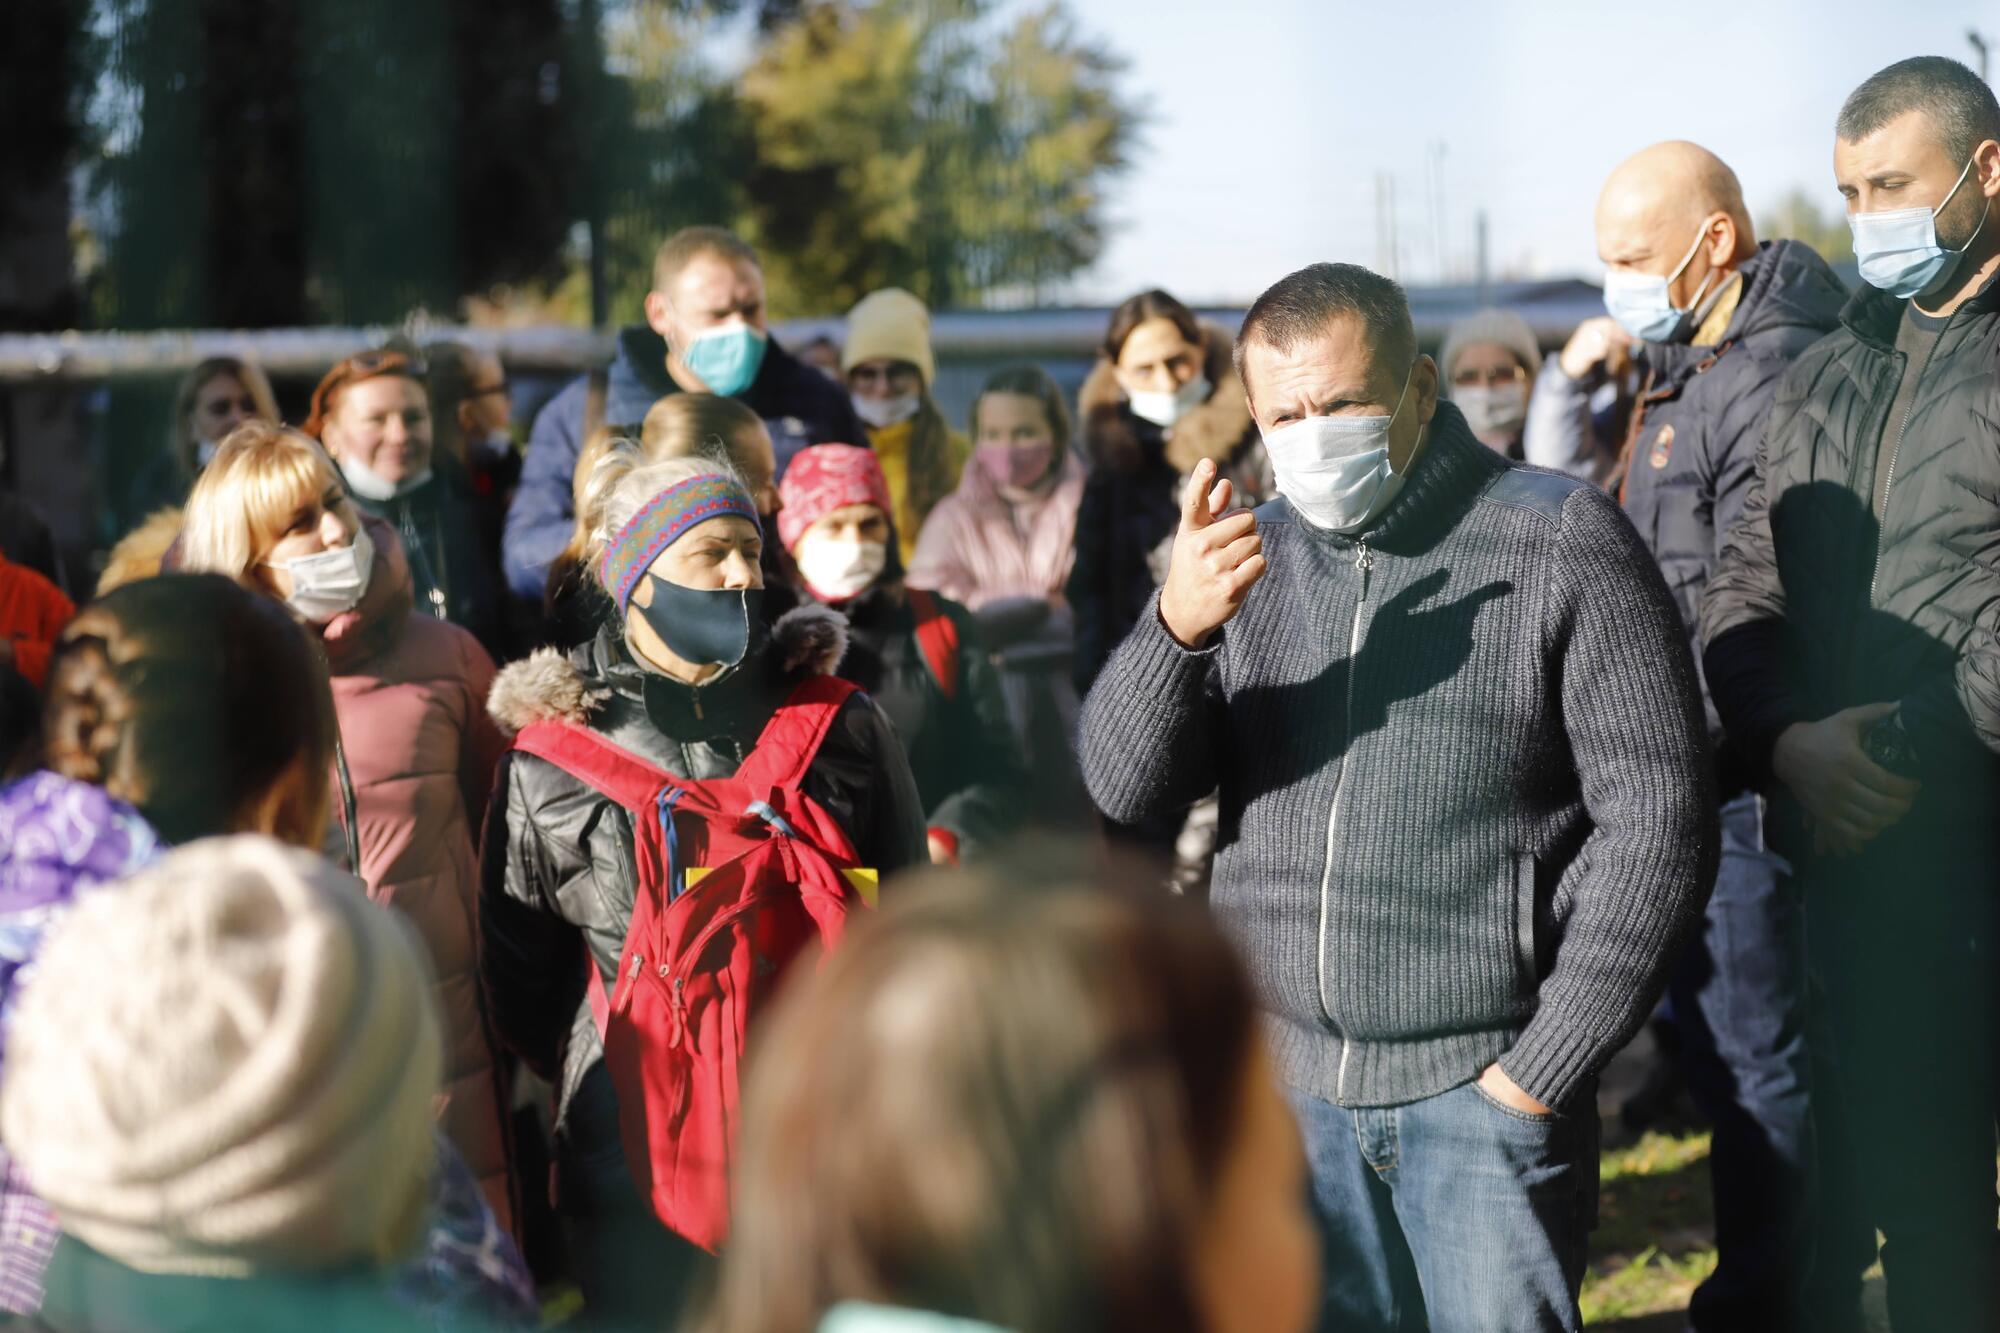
[{"xmin": 1079, "ymin": 263, "xmax": 1718, "ymax": 1333}]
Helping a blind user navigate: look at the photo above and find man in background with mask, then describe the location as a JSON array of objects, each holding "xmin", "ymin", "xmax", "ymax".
[
  {"xmin": 1438, "ymin": 308, "xmax": 1542, "ymax": 459},
  {"xmin": 503, "ymin": 226, "xmax": 867, "ymax": 603},
  {"xmin": 1592, "ymin": 139, "xmax": 1847, "ymax": 1333},
  {"xmin": 1702, "ymin": 56, "xmax": 2000, "ymax": 1330},
  {"xmin": 1080, "ymin": 262, "xmax": 1717, "ymax": 1333}
]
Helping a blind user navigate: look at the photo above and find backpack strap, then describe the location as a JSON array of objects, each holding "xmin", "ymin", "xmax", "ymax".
[
  {"xmin": 512, "ymin": 720, "xmax": 673, "ymax": 814},
  {"xmin": 732, "ymin": 675, "xmax": 864, "ymax": 799},
  {"xmin": 906, "ymin": 587, "xmax": 960, "ymax": 700}
]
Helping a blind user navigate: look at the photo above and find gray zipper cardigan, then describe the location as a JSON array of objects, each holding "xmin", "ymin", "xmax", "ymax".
[{"xmin": 1079, "ymin": 405, "xmax": 1718, "ymax": 1113}]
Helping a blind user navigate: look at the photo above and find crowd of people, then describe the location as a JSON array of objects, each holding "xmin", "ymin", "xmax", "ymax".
[{"xmin": 0, "ymin": 49, "xmax": 1997, "ymax": 1333}]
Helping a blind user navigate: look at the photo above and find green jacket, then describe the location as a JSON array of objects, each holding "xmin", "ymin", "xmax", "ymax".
[{"xmin": 16, "ymin": 1238, "xmax": 441, "ymax": 1333}]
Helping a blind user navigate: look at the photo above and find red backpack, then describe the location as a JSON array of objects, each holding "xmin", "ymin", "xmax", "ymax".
[
  {"xmin": 906, "ymin": 587, "xmax": 960, "ymax": 699},
  {"xmin": 510, "ymin": 674, "xmax": 873, "ymax": 1252}
]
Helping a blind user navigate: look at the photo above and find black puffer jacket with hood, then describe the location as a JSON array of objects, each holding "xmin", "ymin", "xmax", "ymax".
[
  {"xmin": 476, "ymin": 604, "xmax": 928, "ymax": 1136},
  {"xmin": 832, "ymin": 580, "xmax": 1028, "ymax": 856},
  {"xmin": 1701, "ymin": 271, "xmax": 2000, "ymax": 826},
  {"xmin": 1620, "ymin": 239, "xmax": 1847, "ymax": 791}
]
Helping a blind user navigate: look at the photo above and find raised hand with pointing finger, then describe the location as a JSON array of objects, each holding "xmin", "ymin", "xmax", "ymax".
[{"xmin": 1158, "ymin": 457, "xmax": 1268, "ymax": 650}]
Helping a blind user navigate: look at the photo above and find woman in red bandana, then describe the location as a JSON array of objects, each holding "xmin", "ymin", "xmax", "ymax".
[{"xmin": 779, "ymin": 443, "xmax": 1028, "ymax": 865}]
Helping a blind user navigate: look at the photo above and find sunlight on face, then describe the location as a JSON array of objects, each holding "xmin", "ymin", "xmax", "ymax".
[{"xmin": 324, "ymin": 376, "xmax": 433, "ymax": 485}]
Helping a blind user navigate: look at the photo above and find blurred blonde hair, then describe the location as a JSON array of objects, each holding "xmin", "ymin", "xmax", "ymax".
[
  {"xmin": 171, "ymin": 357, "xmax": 280, "ymax": 476},
  {"xmin": 179, "ymin": 421, "xmax": 343, "ymax": 584},
  {"xmin": 97, "ymin": 508, "xmax": 186, "ymax": 597},
  {"xmin": 553, "ymin": 396, "xmax": 767, "ymax": 584}
]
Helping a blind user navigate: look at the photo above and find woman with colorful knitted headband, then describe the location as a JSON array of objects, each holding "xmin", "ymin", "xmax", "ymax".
[{"xmin": 479, "ymin": 442, "xmax": 928, "ymax": 1327}]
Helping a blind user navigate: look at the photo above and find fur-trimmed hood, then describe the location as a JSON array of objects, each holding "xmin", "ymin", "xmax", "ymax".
[
  {"xmin": 1079, "ymin": 322, "xmax": 1256, "ymax": 477},
  {"xmin": 489, "ymin": 603, "xmax": 849, "ymax": 732}
]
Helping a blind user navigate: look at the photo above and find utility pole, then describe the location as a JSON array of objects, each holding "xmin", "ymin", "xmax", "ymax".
[
  {"xmin": 1375, "ymin": 172, "xmax": 1396, "ymax": 280},
  {"xmin": 1427, "ymin": 140, "xmax": 1449, "ymax": 283},
  {"xmin": 1970, "ymin": 28, "xmax": 1990, "ymax": 82},
  {"xmin": 1475, "ymin": 209, "xmax": 1490, "ymax": 308}
]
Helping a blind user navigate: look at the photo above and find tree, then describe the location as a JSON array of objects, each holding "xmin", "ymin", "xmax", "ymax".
[
  {"xmin": 1762, "ymin": 186, "xmax": 1855, "ymax": 265},
  {"xmin": 77, "ymin": 0, "xmax": 573, "ymax": 330},
  {"xmin": 736, "ymin": 0, "xmax": 1137, "ymax": 314}
]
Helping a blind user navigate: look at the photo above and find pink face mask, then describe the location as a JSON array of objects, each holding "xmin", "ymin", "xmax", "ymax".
[{"xmin": 976, "ymin": 442, "xmax": 1055, "ymax": 492}]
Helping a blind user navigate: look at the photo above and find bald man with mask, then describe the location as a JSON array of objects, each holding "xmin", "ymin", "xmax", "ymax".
[{"xmin": 1585, "ymin": 141, "xmax": 1849, "ymax": 1333}]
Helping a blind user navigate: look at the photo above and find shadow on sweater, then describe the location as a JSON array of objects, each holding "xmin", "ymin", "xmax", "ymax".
[{"xmin": 1238, "ymin": 568, "xmax": 1513, "ymax": 798}]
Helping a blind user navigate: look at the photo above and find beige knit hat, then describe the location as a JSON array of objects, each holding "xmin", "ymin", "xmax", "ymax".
[
  {"xmin": 1438, "ymin": 307, "xmax": 1543, "ymax": 384},
  {"xmin": 842, "ymin": 287, "xmax": 936, "ymax": 386},
  {"xmin": 0, "ymin": 835, "xmax": 442, "ymax": 1277}
]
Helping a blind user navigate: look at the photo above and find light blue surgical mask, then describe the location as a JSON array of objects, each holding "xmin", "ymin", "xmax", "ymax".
[
  {"xmin": 681, "ymin": 323, "xmax": 768, "ymax": 397},
  {"xmin": 1262, "ymin": 364, "xmax": 1416, "ymax": 533},
  {"xmin": 1850, "ymin": 156, "xmax": 1987, "ymax": 300},
  {"xmin": 1602, "ymin": 224, "xmax": 1716, "ymax": 345}
]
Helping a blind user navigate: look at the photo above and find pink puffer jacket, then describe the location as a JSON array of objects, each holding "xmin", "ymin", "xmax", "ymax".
[
  {"xmin": 906, "ymin": 449, "xmax": 1088, "ymax": 609},
  {"xmin": 321, "ymin": 521, "xmax": 514, "ymax": 1233}
]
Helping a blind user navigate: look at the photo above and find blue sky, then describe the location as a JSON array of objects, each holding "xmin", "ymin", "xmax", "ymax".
[{"xmin": 1059, "ymin": 0, "xmax": 2000, "ymax": 303}]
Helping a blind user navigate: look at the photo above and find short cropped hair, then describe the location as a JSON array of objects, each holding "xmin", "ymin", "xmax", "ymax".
[
  {"xmin": 1234, "ymin": 263, "xmax": 1416, "ymax": 398},
  {"xmin": 652, "ymin": 226, "xmax": 761, "ymax": 294},
  {"xmin": 1837, "ymin": 56, "xmax": 2000, "ymax": 165}
]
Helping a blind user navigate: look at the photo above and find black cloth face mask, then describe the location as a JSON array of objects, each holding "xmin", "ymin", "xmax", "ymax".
[{"xmin": 631, "ymin": 576, "xmax": 767, "ymax": 672}]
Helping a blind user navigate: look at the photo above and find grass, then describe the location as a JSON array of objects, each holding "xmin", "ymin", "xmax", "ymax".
[
  {"xmin": 1580, "ymin": 1126, "xmax": 1895, "ymax": 1331},
  {"xmin": 1582, "ymin": 1129, "xmax": 1718, "ymax": 1326}
]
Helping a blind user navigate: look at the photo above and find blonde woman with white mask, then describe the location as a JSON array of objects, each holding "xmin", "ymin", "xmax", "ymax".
[{"xmin": 178, "ymin": 421, "xmax": 516, "ymax": 1234}]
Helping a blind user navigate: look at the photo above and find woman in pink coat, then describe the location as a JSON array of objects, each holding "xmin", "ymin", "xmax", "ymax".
[
  {"xmin": 908, "ymin": 367, "xmax": 1088, "ymax": 824},
  {"xmin": 178, "ymin": 421, "xmax": 515, "ymax": 1233}
]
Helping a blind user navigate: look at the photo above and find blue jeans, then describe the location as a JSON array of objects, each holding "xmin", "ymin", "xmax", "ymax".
[
  {"xmin": 1666, "ymin": 793, "xmax": 1810, "ymax": 1331},
  {"xmin": 1287, "ymin": 1077, "xmax": 1598, "ymax": 1333}
]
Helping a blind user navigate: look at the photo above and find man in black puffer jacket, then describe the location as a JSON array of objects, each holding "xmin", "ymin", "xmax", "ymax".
[
  {"xmin": 1593, "ymin": 141, "xmax": 1847, "ymax": 1333},
  {"xmin": 1701, "ymin": 57, "xmax": 2000, "ymax": 1332}
]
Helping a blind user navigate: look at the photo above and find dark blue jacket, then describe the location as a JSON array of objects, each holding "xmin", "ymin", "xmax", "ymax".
[
  {"xmin": 1622, "ymin": 239, "xmax": 1845, "ymax": 789},
  {"xmin": 501, "ymin": 325, "xmax": 868, "ymax": 601}
]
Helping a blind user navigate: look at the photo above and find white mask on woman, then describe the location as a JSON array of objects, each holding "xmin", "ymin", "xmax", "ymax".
[
  {"xmin": 852, "ymin": 393, "xmax": 921, "ymax": 429},
  {"xmin": 1128, "ymin": 373, "xmax": 1211, "ymax": 429},
  {"xmin": 273, "ymin": 525, "xmax": 375, "ymax": 621},
  {"xmin": 796, "ymin": 535, "xmax": 888, "ymax": 603}
]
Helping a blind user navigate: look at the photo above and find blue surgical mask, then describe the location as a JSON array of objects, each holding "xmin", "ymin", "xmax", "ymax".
[
  {"xmin": 1262, "ymin": 365, "xmax": 1416, "ymax": 534},
  {"xmin": 680, "ymin": 323, "xmax": 768, "ymax": 398},
  {"xmin": 1602, "ymin": 224, "xmax": 1716, "ymax": 345},
  {"xmin": 1850, "ymin": 156, "xmax": 1986, "ymax": 300}
]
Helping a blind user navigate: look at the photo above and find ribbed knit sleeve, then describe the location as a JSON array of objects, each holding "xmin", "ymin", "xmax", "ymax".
[
  {"xmin": 1500, "ymin": 487, "xmax": 1720, "ymax": 1111},
  {"xmin": 1077, "ymin": 593, "xmax": 1224, "ymax": 825}
]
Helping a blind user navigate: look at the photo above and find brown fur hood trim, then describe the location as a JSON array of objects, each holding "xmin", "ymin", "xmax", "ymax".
[
  {"xmin": 487, "ymin": 604, "xmax": 850, "ymax": 732},
  {"xmin": 1079, "ymin": 321, "xmax": 1256, "ymax": 476}
]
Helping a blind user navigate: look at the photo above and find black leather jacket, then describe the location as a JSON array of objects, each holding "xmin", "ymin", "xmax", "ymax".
[{"xmin": 477, "ymin": 609, "xmax": 927, "ymax": 1131}]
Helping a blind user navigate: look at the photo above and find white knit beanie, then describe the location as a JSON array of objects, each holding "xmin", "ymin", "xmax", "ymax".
[
  {"xmin": 0, "ymin": 834, "xmax": 442, "ymax": 1277},
  {"xmin": 842, "ymin": 288, "xmax": 937, "ymax": 387}
]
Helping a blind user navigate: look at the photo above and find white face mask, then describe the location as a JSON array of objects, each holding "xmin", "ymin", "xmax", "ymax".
[
  {"xmin": 1262, "ymin": 365, "xmax": 1417, "ymax": 534},
  {"xmin": 796, "ymin": 535, "xmax": 887, "ymax": 603},
  {"xmin": 1452, "ymin": 382, "xmax": 1529, "ymax": 439},
  {"xmin": 852, "ymin": 392, "xmax": 921, "ymax": 430},
  {"xmin": 1128, "ymin": 373, "xmax": 1211, "ymax": 429},
  {"xmin": 338, "ymin": 453, "xmax": 432, "ymax": 503},
  {"xmin": 274, "ymin": 524, "xmax": 375, "ymax": 622}
]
